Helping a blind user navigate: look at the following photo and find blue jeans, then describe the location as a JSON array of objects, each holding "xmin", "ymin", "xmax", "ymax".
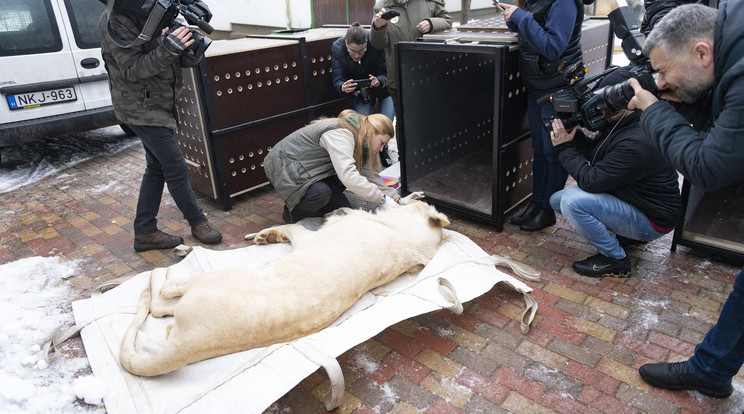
[
  {"xmin": 550, "ymin": 187, "xmax": 664, "ymax": 259},
  {"xmin": 129, "ymin": 125, "xmax": 205, "ymax": 235},
  {"xmin": 688, "ymin": 267, "xmax": 744, "ymax": 385},
  {"xmin": 354, "ymin": 95, "xmax": 395, "ymax": 122},
  {"xmin": 529, "ymin": 89, "xmax": 568, "ymax": 208}
]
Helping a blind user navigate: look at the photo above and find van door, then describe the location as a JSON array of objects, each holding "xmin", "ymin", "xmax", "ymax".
[
  {"xmin": 0, "ymin": 0, "xmax": 85, "ymax": 123},
  {"xmin": 57, "ymin": 0, "xmax": 110, "ymax": 110}
]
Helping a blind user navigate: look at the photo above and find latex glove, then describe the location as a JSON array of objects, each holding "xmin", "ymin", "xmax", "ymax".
[
  {"xmin": 379, "ymin": 195, "xmax": 401, "ymax": 210},
  {"xmin": 399, "ymin": 191, "xmax": 425, "ymax": 205}
]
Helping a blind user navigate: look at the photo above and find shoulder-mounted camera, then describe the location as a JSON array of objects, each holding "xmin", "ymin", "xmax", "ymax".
[{"xmin": 539, "ymin": 6, "xmax": 660, "ymax": 133}]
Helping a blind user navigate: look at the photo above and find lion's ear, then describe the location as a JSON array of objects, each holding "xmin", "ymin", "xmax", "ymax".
[{"xmin": 428, "ymin": 210, "xmax": 450, "ymax": 229}]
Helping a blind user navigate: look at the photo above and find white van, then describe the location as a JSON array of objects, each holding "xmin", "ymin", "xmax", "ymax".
[{"xmin": 0, "ymin": 0, "xmax": 127, "ymax": 151}]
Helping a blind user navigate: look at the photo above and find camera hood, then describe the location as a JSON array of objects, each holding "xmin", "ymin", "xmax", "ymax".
[{"xmin": 102, "ymin": 0, "xmax": 172, "ymax": 49}]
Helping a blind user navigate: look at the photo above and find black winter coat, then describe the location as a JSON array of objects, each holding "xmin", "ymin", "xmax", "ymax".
[
  {"xmin": 555, "ymin": 113, "xmax": 682, "ymax": 228},
  {"xmin": 331, "ymin": 35, "xmax": 389, "ymax": 101},
  {"xmin": 640, "ymin": 0, "xmax": 744, "ymax": 191}
]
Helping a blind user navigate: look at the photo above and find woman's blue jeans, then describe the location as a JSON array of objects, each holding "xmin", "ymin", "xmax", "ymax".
[
  {"xmin": 128, "ymin": 125, "xmax": 205, "ymax": 235},
  {"xmin": 528, "ymin": 89, "xmax": 568, "ymax": 208},
  {"xmin": 354, "ymin": 95, "xmax": 395, "ymax": 122},
  {"xmin": 550, "ymin": 186, "xmax": 664, "ymax": 259},
  {"xmin": 688, "ymin": 267, "xmax": 744, "ymax": 385}
]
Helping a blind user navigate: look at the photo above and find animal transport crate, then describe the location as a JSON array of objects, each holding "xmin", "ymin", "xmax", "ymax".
[
  {"xmin": 396, "ymin": 17, "xmax": 613, "ymax": 230},
  {"xmin": 174, "ymin": 28, "xmax": 352, "ymax": 209},
  {"xmin": 672, "ymin": 179, "xmax": 744, "ymax": 262}
]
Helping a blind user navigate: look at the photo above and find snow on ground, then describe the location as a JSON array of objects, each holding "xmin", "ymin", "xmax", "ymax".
[
  {"xmin": 0, "ymin": 257, "xmax": 104, "ymax": 413},
  {"xmin": 0, "ymin": 126, "xmax": 137, "ymax": 195}
]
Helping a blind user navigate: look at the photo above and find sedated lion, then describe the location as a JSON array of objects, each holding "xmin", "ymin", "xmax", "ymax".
[{"xmin": 119, "ymin": 200, "xmax": 450, "ymax": 376}]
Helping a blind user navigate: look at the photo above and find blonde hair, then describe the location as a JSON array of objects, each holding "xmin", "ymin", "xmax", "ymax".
[{"xmin": 336, "ymin": 109, "xmax": 394, "ymax": 171}]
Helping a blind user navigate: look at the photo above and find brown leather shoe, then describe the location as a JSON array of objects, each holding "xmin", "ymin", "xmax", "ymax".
[
  {"xmin": 191, "ymin": 220, "xmax": 222, "ymax": 244},
  {"xmin": 134, "ymin": 230, "xmax": 184, "ymax": 252}
]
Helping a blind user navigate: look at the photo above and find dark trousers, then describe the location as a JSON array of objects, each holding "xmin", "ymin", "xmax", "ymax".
[
  {"xmin": 528, "ymin": 89, "xmax": 568, "ymax": 208},
  {"xmin": 688, "ymin": 267, "xmax": 744, "ymax": 384},
  {"xmin": 128, "ymin": 125, "xmax": 205, "ymax": 234},
  {"xmin": 287, "ymin": 176, "xmax": 350, "ymax": 222}
]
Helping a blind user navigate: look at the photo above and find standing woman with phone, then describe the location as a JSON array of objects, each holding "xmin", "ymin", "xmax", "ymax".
[{"xmin": 498, "ymin": 0, "xmax": 592, "ymax": 232}]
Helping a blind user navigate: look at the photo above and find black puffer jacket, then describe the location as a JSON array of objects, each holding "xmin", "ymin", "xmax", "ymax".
[
  {"xmin": 555, "ymin": 112, "xmax": 683, "ymax": 228},
  {"xmin": 640, "ymin": 0, "xmax": 744, "ymax": 191},
  {"xmin": 331, "ymin": 35, "xmax": 389, "ymax": 100}
]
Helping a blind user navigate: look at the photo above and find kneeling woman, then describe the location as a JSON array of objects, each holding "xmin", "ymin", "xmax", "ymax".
[{"xmin": 264, "ymin": 109, "xmax": 401, "ymax": 223}]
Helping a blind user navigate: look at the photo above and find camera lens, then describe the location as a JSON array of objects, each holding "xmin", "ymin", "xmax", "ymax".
[{"xmin": 596, "ymin": 80, "xmax": 634, "ymax": 113}]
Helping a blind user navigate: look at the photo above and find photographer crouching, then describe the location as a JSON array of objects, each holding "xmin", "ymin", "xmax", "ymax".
[
  {"xmin": 548, "ymin": 66, "xmax": 682, "ymax": 278},
  {"xmin": 99, "ymin": 0, "xmax": 222, "ymax": 251},
  {"xmin": 626, "ymin": 2, "xmax": 744, "ymax": 399}
]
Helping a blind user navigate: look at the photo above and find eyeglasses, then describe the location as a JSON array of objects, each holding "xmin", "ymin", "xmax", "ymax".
[{"xmin": 346, "ymin": 43, "xmax": 367, "ymax": 56}]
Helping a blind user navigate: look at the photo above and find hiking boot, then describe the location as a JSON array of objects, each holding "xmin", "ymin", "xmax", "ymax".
[
  {"xmin": 616, "ymin": 235, "xmax": 646, "ymax": 250},
  {"xmin": 639, "ymin": 361, "xmax": 733, "ymax": 399},
  {"xmin": 572, "ymin": 253, "xmax": 631, "ymax": 278},
  {"xmin": 134, "ymin": 230, "xmax": 183, "ymax": 252},
  {"xmin": 511, "ymin": 201, "xmax": 541, "ymax": 225},
  {"xmin": 191, "ymin": 220, "xmax": 222, "ymax": 244},
  {"xmin": 519, "ymin": 207, "xmax": 556, "ymax": 232}
]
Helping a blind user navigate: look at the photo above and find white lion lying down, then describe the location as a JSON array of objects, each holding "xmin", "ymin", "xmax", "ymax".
[{"xmin": 119, "ymin": 200, "xmax": 450, "ymax": 376}]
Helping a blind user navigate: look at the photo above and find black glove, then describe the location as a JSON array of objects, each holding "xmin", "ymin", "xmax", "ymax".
[{"xmin": 162, "ymin": 29, "xmax": 189, "ymax": 55}]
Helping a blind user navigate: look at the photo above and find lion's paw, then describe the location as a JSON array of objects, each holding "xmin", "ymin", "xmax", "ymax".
[{"xmin": 254, "ymin": 227, "xmax": 290, "ymax": 245}]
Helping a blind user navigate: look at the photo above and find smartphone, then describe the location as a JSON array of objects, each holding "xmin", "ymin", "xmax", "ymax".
[
  {"xmin": 381, "ymin": 9, "xmax": 400, "ymax": 20},
  {"xmin": 493, "ymin": 2, "xmax": 504, "ymax": 13},
  {"xmin": 351, "ymin": 78, "xmax": 372, "ymax": 90}
]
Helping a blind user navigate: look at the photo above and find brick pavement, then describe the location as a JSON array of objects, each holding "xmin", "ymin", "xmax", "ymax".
[{"xmin": 1, "ymin": 141, "xmax": 743, "ymax": 413}]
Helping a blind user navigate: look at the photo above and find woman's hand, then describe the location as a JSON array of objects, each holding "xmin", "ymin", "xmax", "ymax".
[
  {"xmin": 496, "ymin": 2, "xmax": 519, "ymax": 22},
  {"xmin": 341, "ymin": 79, "xmax": 357, "ymax": 94}
]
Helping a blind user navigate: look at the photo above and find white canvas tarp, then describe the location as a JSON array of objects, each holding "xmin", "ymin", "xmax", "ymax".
[{"xmin": 72, "ymin": 229, "xmax": 538, "ymax": 413}]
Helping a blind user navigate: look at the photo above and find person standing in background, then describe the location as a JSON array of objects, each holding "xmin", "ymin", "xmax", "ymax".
[
  {"xmin": 498, "ymin": 0, "xmax": 590, "ymax": 232},
  {"xmin": 370, "ymin": 0, "xmax": 453, "ymax": 144},
  {"xmin": 99, "ymin": 0, "xmax": 222, "ymax": 251}
]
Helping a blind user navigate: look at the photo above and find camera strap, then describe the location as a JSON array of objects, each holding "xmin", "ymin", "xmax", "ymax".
[{"xmin": 105, "ymin": 0, "xmax": 171, "ymax": 49}]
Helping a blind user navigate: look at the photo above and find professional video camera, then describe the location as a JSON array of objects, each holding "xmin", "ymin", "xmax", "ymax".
[
  {"xmin": 538, "ymin": 5, "xmax": 660, "ymax": 132},
  {"xmin": 105, "ymin": 0, "xmax": 214, "ymax": 57},
  {"xmin": 158, "ymin": 0, "xmax": 214, "ymax": 57}
]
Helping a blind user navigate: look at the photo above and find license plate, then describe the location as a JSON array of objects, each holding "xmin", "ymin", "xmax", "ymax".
[{"xmin": 7, "ymin": 87, "xmax": 77, "ymax": 110}]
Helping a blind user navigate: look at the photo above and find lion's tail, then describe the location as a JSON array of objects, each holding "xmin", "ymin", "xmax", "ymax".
[{"xmin": 119, "ymin": 287, "xmax": 160, "ymax": 376}]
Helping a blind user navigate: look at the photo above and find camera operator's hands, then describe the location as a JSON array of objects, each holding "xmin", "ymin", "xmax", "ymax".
[
  {"xmin": 161, "ymin": 26, "xmax": 195, "ymax": 56},
  {"xmin": 549, "ymin": 118, "xmax": 577, "ymax": 147},
  {"xmin": 627, "ymin": 78, "xmax": 660, "ymax": 111},
  {"xmin": 399, "ymin": 191, "xmax": 425, "ymax": 205}
]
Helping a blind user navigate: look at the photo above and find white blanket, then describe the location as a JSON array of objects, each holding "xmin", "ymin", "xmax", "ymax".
[{"xmin": 72, "ymin": 229, "xmax": 537, "ymax": 414}]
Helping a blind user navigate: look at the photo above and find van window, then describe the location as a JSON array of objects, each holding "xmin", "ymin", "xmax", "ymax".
[
  {"xmin": 0, "ymin": 0, "xmax": 63, "ymax": 56},
  {"xmin": 64, "ymin": 0, "xmax": 106, "ymax": 49}
]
